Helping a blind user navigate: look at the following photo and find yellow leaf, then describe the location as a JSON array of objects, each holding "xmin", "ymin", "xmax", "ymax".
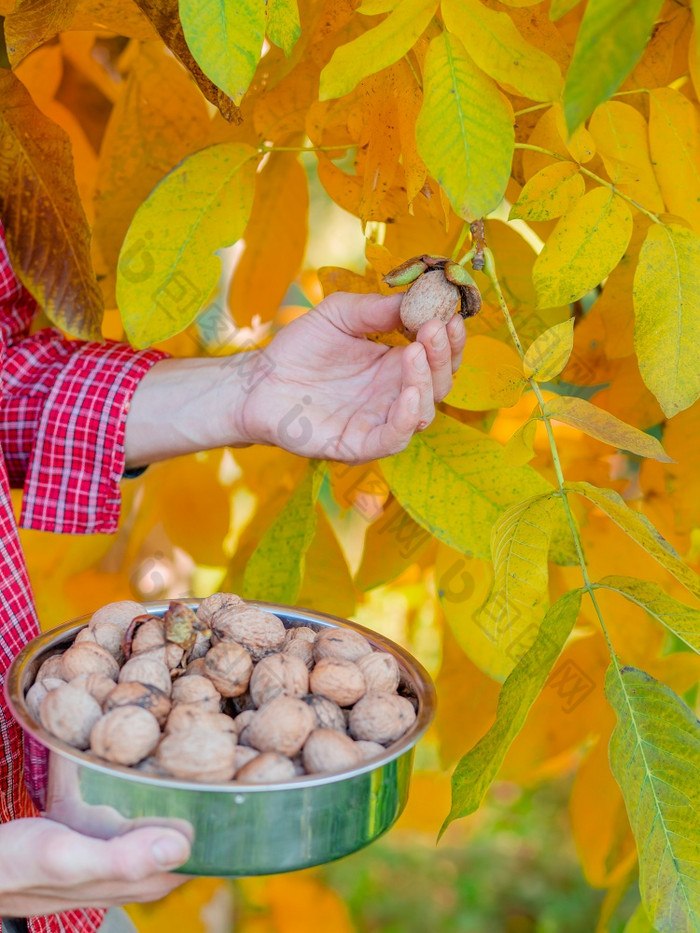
[
  {"xmin": 648, "ymin": 88, "xmax": 700, "ymax": 233},
  {"xmin": 553, "ymin": 104, "xmax": 596, "ymax": 163},
  {"xmin": 588, "ymin": 101, "xmax": 664, "ymax": 213},
  {"xmin": 0, "ymin": 70, "xmax": 103, "ymax": 340},
  {"xmin": 442, "ymin": 0, "xmax": 562, "ymax": 102},
  {"xmin": 3, "ymin": 0, "xmax": 76, "ymax": 66},
  {"xmin": 533, "ymin": 187, "xmax": 633, "ymax": 307},
  {"xmin": 690, "ymin": 26, "xmax": 699, "ymax": 100},
  {"xmin": 297, "ymin": 508, "xmax": 356, "ymax": 619},
  {"xmin": 394, "ymin": 60, "xmax": 428, "ymax": 204},
  {"xmin": 546, "ymin": 396, "xmax": 673, "ymax": 462},
  {"xmin": 357, "ymin": 0, "xmax": 400, "ymax": 11},
  {"xmin": 266, "ymin": 0, "xmax": 301, "ymax": 56},
  {"xmin": 503, "ymin": 416, "xmax": 538, "ymax": 466},
  {"xmin": 416, "ymin": 31, "xmax": 514, "ymax": 221},
  {"xmin": 523, "ymin": 318, "xmax": 574, "ymax": 381},
  {"xmin": 229, "ymin": 153, "xmax": 308, "ymax": 326},
  {"xmin": 445, "ymin": 335, "xmax": 526, "ymax": 410},
  {"xmin": 319, "ymin": 0, "xmax": 438, "ymax": 100},
  {"xmin": 116, "ymin": 143, "xmax": 258, "ymax": 348},
  {"xmin": 633, "ymin": 223, "xmax": 700, "ymax": 418},
  {"xmin": 510, "ymin": 162, "xmax": 584, "ymax": 222},
  {"xmin": 71, "ymin": 0, "xmax": 156, "ymax": 37},
  {"xmin": 356, "ymin": 498, "xmax": 434, "ymax": 591}
]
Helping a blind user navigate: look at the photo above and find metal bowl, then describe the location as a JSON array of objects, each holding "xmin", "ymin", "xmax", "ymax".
[{"xmin": 5, "ymin": 600, "xmax": 436, "ymax": 877}]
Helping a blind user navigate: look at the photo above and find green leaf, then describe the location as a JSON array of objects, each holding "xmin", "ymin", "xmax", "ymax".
[
  {"xmin": 266, "ymin": 0, "xmax": 300, "ymax": 56},
  {"xmin": 440, "ymin": 589, "xmax": 582, "ymax": 835},
  {"xmin": 562, "ymin": 0, "xmax": 664, "ymax": 133},
  {"xmin": 381, "ymin": 412, "xmax": 556, "ymax": 560},
  {"xmin": 523, "ymin": 318, "xmax": 574, "ymax": 381},
  {"xmin": 533, "ymin": 187, "xmax": 633, "ymax": 308},
  {"xmin": 479, "ymin": 494, "xmax": 562, "ymax": 663},
  {"xmin": 415, "ymin": 31, "xmax": 514, "ymax": 221},
  {"xmin": 596, "ymin": 576, "xmax": 700, "ymax": 657},
  {"xmin": 510, "ymin": 162, "xmax": 585, "ymax": 222},
  {"xmin": 634, "ymin": 223, "xmax": 700, "ymax": 418},
  {"xmin": 566, "ymin": 481, "xmax": 700, "ymax": 602},
  {"xmin": 605, "ymin": 664, "xmax": 700, "ymax": 933},
  {"xmin": 442, "ymin": 0, "xmax": 562, "ymax": 102},
  {"xmin": 179, "ymin": 0, "xmax": 265, "ymax": 105},
  {"xmin": 546, "ymin": 396, "xmax": 672, "ymax": 462},
  {"xmin": 0, "ymin": 70, "xmax": 103, "ymax": 340},
  {"xmin": 116, "ymin": 143, "xmax": 258, "ymax": 348},
  {"xmin": 625, "ymin": 903, "xmax": 659, "ymax": 933},
  {"xmin": 549, "ymin": 0, "xmax": 581, "ymax": 21},
  {"xmin": 319, "ymin": 0, "xmax": 438, "ymax": 100},
  {"xmin": 243, "ymin": 462, "xmax": 326, "ymax": 604}
]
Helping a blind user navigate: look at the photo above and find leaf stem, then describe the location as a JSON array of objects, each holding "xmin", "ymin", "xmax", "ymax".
[{"xmin": 451, "ymin": 223, "xmax": 471, "ymax": 261}]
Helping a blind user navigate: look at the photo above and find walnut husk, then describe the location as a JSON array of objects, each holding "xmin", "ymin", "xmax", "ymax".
[{"xmin": 90, "ymin": 706, "xmax": 160, "ymax": 766}]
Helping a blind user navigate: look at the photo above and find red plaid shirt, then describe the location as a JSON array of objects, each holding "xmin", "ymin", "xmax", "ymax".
[{"xmin": 0, "ymin": 229, "xmax": 164, "ymax": 931}]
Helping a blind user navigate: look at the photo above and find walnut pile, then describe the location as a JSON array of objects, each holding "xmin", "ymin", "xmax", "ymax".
[{"xmin": 29, "ymin": 595, "xmax": 418, "ymax": 783}]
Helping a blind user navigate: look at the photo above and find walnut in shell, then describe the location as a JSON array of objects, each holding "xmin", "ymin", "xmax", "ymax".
[
  {"xmin": 89, "ymin": 600, "xmax": 145, "ymax": 633},
  {"xmin": 182, "ymin": 657, "xmax": 208, "ymax": 678},
  {"xmin": 171, "ymin": 674, "xmax": 222, "ymax": 712},
  {"xmin": 245, "ymin": 695, "xmax": 315, "ymax": 758},
  {"xmin": 349, "ymin": 692, "xmax": 416, "ymax": 745},
  {"xmin": 40, "ymin": 683, "xmax": 103, "ymax": 749},
  {"xmin": 231, "ymin": 709, "xmax": 257, "ymax": 741},
  {"xmin": 118, "ymin": 655, "xmax": 172, "ymax": 696},
  {"xmin": 235, "ymin": 751, "xmax": 296, "ymax": 783},
  {"xmin": 196, "ymin": 592, "xmax": 245, "ymax": 627},
  {"xmin": 302, "ymin": 729, "xmax": 361, "ymax": 774},
  {"xmin": 35, "ymin": 655, "xmax": 66, "ymax": 683},
  {"xmin": 104, "ymin": 682, "xmax": 171, "ymax": 726},
  {"xmin": 25, "ymin": 677, "xmax": 63, "ymax": 720},
  {"xmin": 354, "ymin": 740, "xmax": 386, "ymax": 762},
  {"xmin": 72, "ymin": 673, "xmax": 121, "ymax": 706},
  {"xmin": 203, "ymin": 642, "xmax": 253, "ymax": 697},
  {"xmin": 282, "ymin": 636, "xmax": 314, "ymax": 670},
  {"xmin": 90, "ymin": 621, "xmax": 126, "ymax": 662},
  {"xmin": 61, "ymin": 642, "xmax": 120, "ymax": 682},
  {"xmin": 232, "ymin": 745, "xmax": 260, "ymax": 775},
  {"xmin": 313, "ymin": 627, "xmax": 372, "ymax": 663},
  {"xmin": 356, "ymin": 652, "xmax": 400, "ymax": 694},
  {"xmin": 210, "ymin": 606, "xmax": 286, "ymax": 661},
  {"xmin": 309, "ymin": 657, "xmax": 366, "ymax": 707},
  {"xmin": 130, "ymin": 618, "xmax": 166, "ymax": 654},
  {"xmin": 165, "ymin": 705, "xmax": 235, "ymax": 735},
  {"xmin": 156, "ymin": 730, "xmax": 235, "ymax": 782},
  {"xmin": 400, "ymin": 269, "xmax": 460, "ymax": 333},
  {"xmin": 249, "ymin": 653, "xmax": 309, "ymax": 708},
  {"xmin": 90, "ymin": 706, "xmax": 160, "ymax": 766},
  {"xmin": 301, "ymin": 694, "xmax": 346, "ymax": 732}
]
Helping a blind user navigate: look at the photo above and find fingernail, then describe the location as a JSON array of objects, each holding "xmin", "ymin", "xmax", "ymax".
[
  {"xmin": 413, "ymin": 349, "xmax": 428, "ymax": 372},
  {"xmin": 431, "ymin": 330, "xmax": 447, "ymax": 350},
  {"xmin": 152, "ymin": 835, "xmax": 189, "ymax": 869}
]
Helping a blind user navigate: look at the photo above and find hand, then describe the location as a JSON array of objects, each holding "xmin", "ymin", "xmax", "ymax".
[
  {"xmin": 237, "ymin": 292, "xmax": 466, "ymax": 462},
  {"xmin": 0, "ymin": 818, "xmax": 192, "ymax": 915}
]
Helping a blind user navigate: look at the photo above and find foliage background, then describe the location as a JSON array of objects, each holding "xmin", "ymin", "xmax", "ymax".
[{"xmin": 1, "ymin": 0, "xmax": 700, "ymax": 929}]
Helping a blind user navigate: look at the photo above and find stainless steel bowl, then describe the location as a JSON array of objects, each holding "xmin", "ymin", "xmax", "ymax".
[{"xmin": 6, "ymin": 601, "xmax": 436, "ymax": 877}]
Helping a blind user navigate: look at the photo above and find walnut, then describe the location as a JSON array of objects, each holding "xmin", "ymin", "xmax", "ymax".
[
  {"xmin": 232, "ymin": 746, "xmax": 260, "ymax": 775},
  {"xmin": 196, "ymin": 592, "xmax": 245, "ymax": 627},
  {"xmin": 313, "ymin": 627, "xmax": 372, "ymax": 663},
  {"xmin": 302, "ymin": 729, "xmax": 362, "ymax": 774},
  {"xmin": 90, "ymin": 621, "xmax": 126, "ymax": 663},
  {"xmin": 282, "ymin": 634, "xmax": 315, "ymax": 669},
  {"xmin": 182, "ymin": 657, "xmax": 207, "ymax": 677},
  {"xmin": 25, "ymin": 677, "xmax": 63, "ymax": 720},
  {"xmin": 230, "ymin": 691, "xmax": 256, "ymax": 715},
  {"xmin": 131, "ymin": 618, "xmax": 166, "ymax": 654},
  {"xmin": 90, "ymin": 706, "xmax": 160, "ymax": 766},
  {"xmin": 74, "ymin": 628, "xmax": 97, "ymax": 646},
  {"xmin": 130, "ymin": 642, "xmax": 185, "ymax": 672},
  {"xmin": 156, "ymin": 730, "xmax": 236, "ymax": 782},
  {"xmin": 231, "ymin": 709, "xmax": 257, "ymax": 741},
  {"xmin": 354, "ymin": 740, "xmax": 386, "ymax": 762},
  {"xmin": 118, "ymin": 656, "xmax": 172, "ymax": 696},
  {"xmin": 165, "ymin": 705, "xmax": 236, "ymax": 735},
  {"xmin": 203, "ymin": 642, "xmax": 253, "ymax": 697},
  {"xmin": 89, "ymin": 600, "xmax": 145, "ymax": 633},
  {"xmin": 72, "ymin": 673, "xmax": 121, "ymax": 706},
  {"xmin": 348, "ymin": 692, "xmax": 417, "ymax": 745},
  {"xmin": 309, "ymin": 657, "xmax": 366, "ymax": 707},
  {"xmin": 40, "ymin": 683, "xmax": 103, "ymax": 749},
  {"xmin": 210, "ymin": 606, "xmax": 286, "ymax": 661},
  {"xmin": 356, "ymin": 652, "xmax": 400, "ymax": 694},
  {"xmin": 249, "ymin": 654, "xmax": 309, "ymax": 708},
  {"xmin": 171, "ymin": 674, "xmax": 222, "ymax": 712},
  {"xmin": 301, "ymin": 694, "xmax": 346, "ymax": 732},
  {"xmin": 235, "ymin": 751, "xmax": 296, "ymax": 783},
  {"xmin": 61, "ymin": 642, "xmax": 120, "ymax": 682},
  {"xmin": 104, "ymin": 682, "xmax": 171, "ymax": 726},
  {"xmin": 35, "ymin": 655, "xmax": 66, "ymax": 683},
  {"xmin": 245, "ymin": 695, "xmax": 315, "ymax": 757}
]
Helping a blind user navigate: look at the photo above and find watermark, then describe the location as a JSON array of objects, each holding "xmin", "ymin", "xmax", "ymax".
[{"xmin": 547, "ymin": 658, "xmax": 595, "ymax": 713}]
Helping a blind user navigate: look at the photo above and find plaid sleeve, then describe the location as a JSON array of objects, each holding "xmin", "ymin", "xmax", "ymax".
[{"xmin": 0, "ymin": 331, "xmax": 166, "ymax": 534}]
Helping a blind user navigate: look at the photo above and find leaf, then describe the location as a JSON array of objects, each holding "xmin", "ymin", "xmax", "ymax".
[
  {"xmin": 0, "ymin": 70, "xmax": 102, "ymax": 340},
  {"xmin": 440, "ymin": 589, "xmax": 582, "ymax": 835},
  {"xmin": 297, "ymin": 508, "xmax": 356, "ymax": 619},
  {"xmin": 133, "ymin": 0, "xmax": 241, "ymax": 123},
  {"xmin": 479, "ymin": 494, "xmax": 562, "ymax": 665},
  {"xmin": 596, "ymin": 576, "xmax": 700, "ymax": 657},
  {"xmin": 266, "ymin": 0, "xmax": 301, "ymax": 57},
  {"xmin": 546, "ymin": 396, "xmax": 672, "ymax": 462},
  {"xmin": 380, "ymin": 412, "xmax": 556, "ymax": 560},
  {"xmin": 549, "ymin": 0, "xmax": 581, "ymax": 20},
  {"xmin": 523, "ymin": 318, "xmax": 574, "ymax": 381},
  {"xmin": 503, "ymin": 417, "xmax": 538, "ymax": 466},
  {"xmin": 633, "ymin": 223, "xmax": 700, "ymax": 418},
  {"xmin": 319, "ymin": 0, "xmax": 438, "ymax": 101},
  {"xmin": 116, "ymin": 143, "xmax": 258, "ymax": 348},
  {"xmin": 625, "ymin": 903, "xmax": 659, "ymax": 933},
  {"xmin": 648, "ymin": 89, "xmax": 700, "ymax": 234},
  {"xmin": 243, "ymin": 462, "xmax": 326, "ymax": 604},
  {"xmin": 415, "ymin": 31, "xmax": 514, "ymax": 221},
  {"xmin": 355, "ymin": 499, "xmax": 433, "ymax": 591},
  {"xmin": 444, "ymin": 335, "xmax": 526, "ymax": 410},
  {"xmin": 533, "ymin": 187, "xmax": 633, "ymax": 308},
  {"xmin": 3, "ymin": 0, "xmax": 77, "ymax": 66},
  {"xmin": 562, "ymin": 0, "xmax": 664, "ymax": 133},
  {"xmin": 179, "ymin": 0, "xmax": 265, "ymax": 106},
  {"xmin": 566, "ymin": 481, "xmax": 700, "ymax": 602},
  {"xmin": 510, "ymin": 162, "xmax": 585, "ymax": 222},
  {"xmin": 442, "ymin": 0, "xmax": 562, "ymax": 102},
  {"xmin": 229, "ymin": 153, "xmax": 309, "ymax": 326},
  {"xmin": 356, "ymin": 0, "xmax": 400, "ymax": 11},
  {"xmin": 605, "ymin": 664, "xmax": 700, "ymax": 933}
]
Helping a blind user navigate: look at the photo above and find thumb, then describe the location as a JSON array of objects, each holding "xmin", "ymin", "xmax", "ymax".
[{"xmin": 321, "ymin": 291, "xmax": 403, "ymax": 336}]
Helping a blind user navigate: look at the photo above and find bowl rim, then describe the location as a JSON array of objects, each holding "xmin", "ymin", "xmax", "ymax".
[{"xmin": 6, "ymin": 599, "xmax": 437, "ymax": 793}]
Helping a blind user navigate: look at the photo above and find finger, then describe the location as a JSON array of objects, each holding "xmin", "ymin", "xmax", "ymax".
[
  {"xmin": 446, "ymin": 314, "xmax": 467, "ymax": 374},
  {"xmin": 403, "ymin": 342, "xmax": 437, "ymax": 429},
  {"xmin": 320, "ymin": 291, "xmax": 403, "ymax": 337},
  {"xmin": 363, "ymin": 386, "xmax": 420, "ymax": 458},
  {"xmin": 415, "ymin": 319, "xmax": 454, "ymax": 402}
]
